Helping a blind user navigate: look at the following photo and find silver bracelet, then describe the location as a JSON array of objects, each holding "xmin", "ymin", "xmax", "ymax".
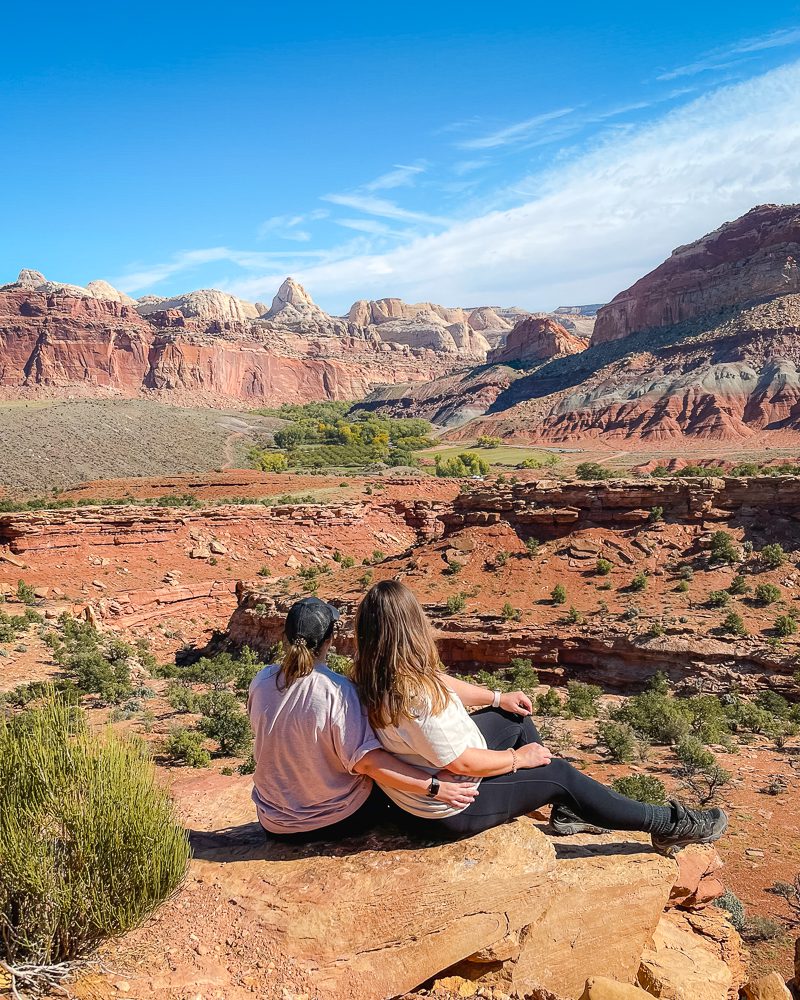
[{"xmin": 492, "ymin": 689, "xmax": 501, "ymax": 708}]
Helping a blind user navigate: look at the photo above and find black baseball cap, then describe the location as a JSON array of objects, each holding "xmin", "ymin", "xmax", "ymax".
[{"xmin": 284, "ymin": 597, "xmax": 340, "ymax": 647}]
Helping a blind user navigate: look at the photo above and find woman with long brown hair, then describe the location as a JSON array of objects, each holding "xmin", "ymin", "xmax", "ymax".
[
  {"xmin": 352, "ymin": 580, "xmax": 727, "ymax": 852},
  {"xmin": 247, "ymin": 596, "xmax": 478, "ymax": 841}
]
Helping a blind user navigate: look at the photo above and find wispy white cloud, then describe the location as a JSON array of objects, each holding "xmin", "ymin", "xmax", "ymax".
[
  {"xmin": 321, "ymin": 192, "xmax": 450, "ymax": 226},
  {"xmin": 363, "ymin": 163, "xmax": 426, "ymax": 191},
  {"xmin": 222, "ymin": 60, "xmax": 800, "ymax": 312},
  {"xmin": 657, "ymin": 26, "xmax": 800, "ymax": 80},
  {"xmin": 457, "ymin": 107, "xmax": 575, "ymax": 150},
  {"xmin": 257, "ymin": 209, "xmax": 329, "ymax": 241}
]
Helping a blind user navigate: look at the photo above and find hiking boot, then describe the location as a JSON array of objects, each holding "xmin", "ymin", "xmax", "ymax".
[
  {"xmin": 650, "ymin": 800, "xmax": 728, "ymax": 855},
  {"xmin": 549, "ymin": 803, "xmax": 610, "ymax": 836}
]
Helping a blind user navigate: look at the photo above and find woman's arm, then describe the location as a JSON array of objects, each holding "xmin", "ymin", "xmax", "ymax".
[
  {"xmin": 445, "ymin": 742, "xmax": 553, "ymax": 778},
  {"xmin": 439, "ymin": 671, "xmax": 534, "ymax": 716},
  {"xmin": 353, "ymin": 748, "xmax": 479, "ymax": 809}
]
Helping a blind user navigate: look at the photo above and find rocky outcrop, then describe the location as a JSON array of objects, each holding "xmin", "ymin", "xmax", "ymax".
[
  {"xmin": 135, "ymin": 288, "xmax": 260, "ymax": 324},
  {"xmin": 264, "ymin": 277, "xmax": 353, "ymax": 336},
  {"xmin": 593, "ymin": 204, "xmax": 800, "ymax": 345},
  {"xmin": 105, "ymin": 771, "xmax": 722, "ymax": 1000},
  {"xmin": 0, "ymin": 281, "xmax": 469, "ymax": 405},
  {"xmin": 488, "ymin": 315, "xmax": 588, "ymax": 364}
]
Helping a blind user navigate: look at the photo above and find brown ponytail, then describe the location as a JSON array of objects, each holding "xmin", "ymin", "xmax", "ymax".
[{"xmin": 277, "ymin": 637, "xmax": 315, "ymax": 690}]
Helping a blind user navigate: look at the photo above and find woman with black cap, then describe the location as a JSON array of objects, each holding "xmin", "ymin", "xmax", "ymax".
[{"xmin": 247, "ymin": 596, "xmax": 478, "ymax": 840}]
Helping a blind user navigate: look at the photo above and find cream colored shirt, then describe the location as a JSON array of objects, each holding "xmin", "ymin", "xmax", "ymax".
[{"xmin": 374, "ymin": 689, "xmax": 487, "ymax": 818}]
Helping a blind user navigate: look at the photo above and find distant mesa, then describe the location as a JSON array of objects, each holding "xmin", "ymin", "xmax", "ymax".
[
  {"xmin": 7, "ymin": 268, "xmax": 135, "ymax": 304},
  {"xmin": 135, "ymin": 288, "xmax": 260, "ymax": 324}
]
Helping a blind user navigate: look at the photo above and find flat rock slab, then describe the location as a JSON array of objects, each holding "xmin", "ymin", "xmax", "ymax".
[{"xmin": 168, "ymin": 775, "xmax": 678, "ymax": 999}]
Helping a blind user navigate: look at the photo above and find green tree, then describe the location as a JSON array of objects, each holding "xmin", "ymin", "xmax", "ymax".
[
  {"xmin": 754, "ymin": 583, "xmax": 782, "ymax": 605},
  {"xmin": 575, "ymin": 462, "xmax": 612, "ymax": 481},
  {"xmin": 760, "ymin": 543, "xmax": 786, "ymax": 569}
]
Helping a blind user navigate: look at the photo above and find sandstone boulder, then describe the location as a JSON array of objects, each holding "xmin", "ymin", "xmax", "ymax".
[
  {"xmin": 488, "ymin": 316, "xmax": 588, "ymax": 365},
  {"xmin": 638, "ymin": 908, "xmax": 745, "ymax": 1000},
  {"xmin": 742, "ymin": 972, "xmax": 793, "ymax": 999},
  {"xmin": 143, "ymin": 774, "xmax": 679, "ymax": 1000}
]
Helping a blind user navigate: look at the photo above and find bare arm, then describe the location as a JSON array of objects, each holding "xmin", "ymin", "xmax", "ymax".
[
  {"xmin": 353, "ymin": 748, "xmax": 479, "ymax": 809},
  {"xmin": 445, "ymin": 742, "xmax": 553, "ymax": 778},
  {"xmin": 438, "ymin": 671, "xmax": 534, "ymax": 716}
]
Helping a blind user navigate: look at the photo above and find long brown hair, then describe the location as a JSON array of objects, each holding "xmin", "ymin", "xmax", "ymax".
[
  {"xmin": 278, "ymin": 628, "xmax": 333, "ymax": 691},
  {"xmin": 353, "ymin": 580, "xmax": 449, "ymax": 728}
]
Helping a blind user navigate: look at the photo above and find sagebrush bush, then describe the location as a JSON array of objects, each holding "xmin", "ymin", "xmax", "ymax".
[
  {"xmin": 0, "ymin": 693, "xmax": 189, "ymax": 986},
  {"xmin": 198, "ymin": 691, "xmax": 252, "ymax": 755},
  {"xmin": 715, "ymin": 889, "xmax": 746, "ymax": 931}
]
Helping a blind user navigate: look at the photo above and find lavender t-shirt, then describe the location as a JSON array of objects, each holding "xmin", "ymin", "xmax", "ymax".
[{"xmin": 247, "ymin": 664, "xmax": 381, "ymax": 834}]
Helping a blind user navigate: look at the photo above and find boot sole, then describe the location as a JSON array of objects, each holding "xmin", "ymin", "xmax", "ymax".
[
  {"xmin": 549, "ymin": 821, "xmax": 611, "ymax": 837},
  {"xmin": 651, "ymin": 810, "xmax": 728, "ymax": 854}
]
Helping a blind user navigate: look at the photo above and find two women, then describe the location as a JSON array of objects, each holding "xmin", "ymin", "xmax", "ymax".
[{"xmin": 248, "ymin": 585, "xmax": 727, "ymax": 852}]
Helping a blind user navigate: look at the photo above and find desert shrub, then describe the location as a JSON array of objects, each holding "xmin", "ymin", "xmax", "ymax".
[
  {"xmin": 673, "ymin": 736, "xmax": 731, "ymax": 805},
  {"xmin": 501, "ymin": 601, "xmax": 521, "ymax": 622},
  {"xmin": 760, "ymin": 543, "xmax": 786, "ymax": 569},
  {"xmin": 53, "ymin": 618, "xmax": 135, "ymax": 704},
  {"xmin": 507, "ymin": 658, "xmax": 539, "ymax": 690},
  {"xmin": 0, "ymin": 694, "xmax": 189, "ymax": 989},
  {"xmin": 595, "ymin": 720, "xmax": 638, "ymax": 763},
  {"xmin": 743, "ymin": 916, "xmax": 786, "ymax": 942},
  {"xmin": 715, "ymin": 890, "xmax": 746, "ymax": 931},
  {"xmin": 525, "ymin": 538, "xmax": 540, "ymax": 556},
  {"xmin": 494, "ymin": 550, "xmax": 510, "ymax": 567},
  {"xmin": 166, "ymin": 682, "xmax": 200, "ymax": 714},
  {"xmin": 237, "ymin": 753, "xmax": 256, "ymax": 775},
  {"xmin": 596, "ymin": 558, "xmax": 613, "ymax": 575},
  {"xmin": 728, "ymin": 575, "xmax": 750, "ymax": 596},
  {"xmin": 647, "ymin": 621, "xmax": 666, "ymax": 638},
  {"xmin": 709, "ymin": 531, "xmax": 739, "ymax": 565},
  {"xmin": 575, "ymin": 462, "xmax": 612, "ymax": 480},
  {"xmin": 15, "ymin": 579, "xmax": 36, "ymax": 606},
  {"xmin": 774, "ymin": 614, "xmax": 797, "ymax": 638},
  {"xmin": 359, "ymin": 569, "xmax": 374, "ymax": 589},
  {"xmin": 445, "ymin": 557, "xmax": 463, "ymax": 576},
  {"xmin": 434, "ymin": 451, "xmax": 489, "ymax": 478},
  {"xmin": 707, "ymin": 590, "xmax": 730, "ymax": 608},
  {"xmin": 676, "ymin": 564, "xmax": 695, "ymax": 581},
  {"xmin": 647, "ymin": 671, "xmax": 671, "ymax": 694},
  {"xmin": 565, "ymin": 681, "xmax": 602, "ymax": 719},
  {"xmin": 562, "ymin": 605, "xmax": 582, "ymax": 625},
  {"xmin": 446, "ymin": 592, "xmax": 467, "ymax": 615},
  {"xmin": 613, "ymin": 691, "xmax": 690, "ymax": 745},
  {"xmin": 534, "ymin": 689, "xmax": 563, "ymax": 716},
  {"xmin": 197, "ymin": 691, "xmax": 252, "ymax": 756},
  {"xmin": 676, "ymin": 580, "xmax": 690, "ymax": 593},
  {"xmin": 611, "ymin": 774, "xmax": 667, "ymax": 805},
  {"xmin": 551, "ymin": 583, "xmax": 567, "ymax": 605},
  {"xmin": 327, "ymin": 650, "xmax": 353, "ymax": 675},
  {"xmin": 629, "ymin": 572, "xmax": 648, "ymax": 592},
  {"xmin": 720, "ymin": 611, "xmax": 747, "ymax": 636},
  {"xmin": 476, "ymin": 435, "xmax": 501, "ymax": 448},
  {"xmin": 649, "ymin": 506, "xmax": 664, "ymax": 523},
  {"xmin": 754, "ymin": 583, "xmax": 782, "ymax": 605},
  {"xmin": 164, "ymin": 725, "xmax": 211, "ymax": 768}
]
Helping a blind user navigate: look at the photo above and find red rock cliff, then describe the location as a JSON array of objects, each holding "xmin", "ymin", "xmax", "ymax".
[
  {"xmin": 592, "ymin": 204, "xmax": 800, "ymax": 345},
  {"xmin": 488, "ymin": 316, "xmax": 588, "ymax": 364}
]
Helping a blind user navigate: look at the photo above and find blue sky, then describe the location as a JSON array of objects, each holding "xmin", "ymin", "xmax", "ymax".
[{"xmin": 3, "ymin": 2, "xmax": 800, "ymax": 312}]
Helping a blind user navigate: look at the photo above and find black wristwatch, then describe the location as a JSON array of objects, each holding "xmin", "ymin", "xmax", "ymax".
[{"xmin": 427, "ymin": 777, "xmax": 440, "ymax": 798}]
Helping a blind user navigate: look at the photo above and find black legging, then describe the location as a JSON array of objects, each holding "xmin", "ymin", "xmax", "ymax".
[{"xmin": 408, "ymin": 707, "xmax": 669, "ymax": 839}]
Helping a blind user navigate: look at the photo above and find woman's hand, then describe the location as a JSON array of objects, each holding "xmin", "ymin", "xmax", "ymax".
[
  {"xmin": 435, "ymin": 770, "xmax": 480, "ymax": 809},
  {"xmin": 515, "ymin": 743, "xmax": 553, "ymax": 769},
  {"xmin": 499, "ymin": 690, "xmax": 533, "ymax": 716}
]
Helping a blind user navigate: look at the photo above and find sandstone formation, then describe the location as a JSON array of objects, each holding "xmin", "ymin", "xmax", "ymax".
[
  {"xmin": 135, "ymin": 288, "xmax": 260, "ymax": 323},
  {"xmin": 487, "ymin": 315, "xmax": 588, "ymax": 364},
  {"xmin": 0, "ymin": 275, "xmax": 473, "ymax": 405},
  {"xmin": 365, "ymin": 205, "xmax": 800, "ymax": 443},
  {"xmin": 227, "ymin": 475, "xmax": 800, "ymax": 698},
  {"xmin": 593, "ymin": 204, "xmax": 800, "ymax": 345},
  {"xmin": 103, "ymin": 770, "xmax": 734, "ymax": 1000}
]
